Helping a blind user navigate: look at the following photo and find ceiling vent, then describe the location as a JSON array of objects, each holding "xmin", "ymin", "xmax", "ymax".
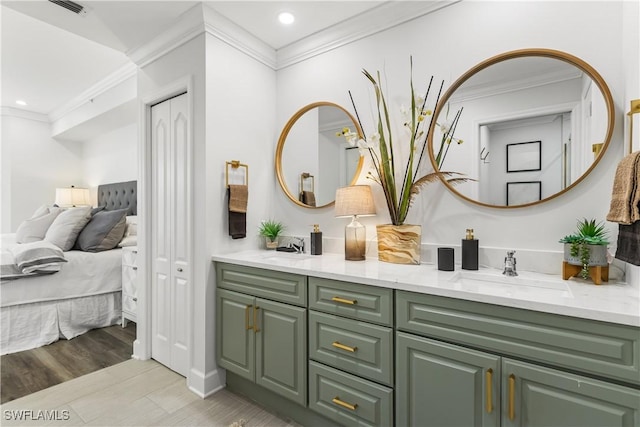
[{"xmin": 48, "ymin": 0, "xmax": 86, "ymax": 15}]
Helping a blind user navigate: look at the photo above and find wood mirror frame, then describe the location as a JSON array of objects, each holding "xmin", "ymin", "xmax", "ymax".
[
  {"xmin": 427, "ymin": 48, "xmax": 615, "ymax": 209},
  {"xmin": 275, "ymin": 101, "xmax": 364, "ymax": 209}
]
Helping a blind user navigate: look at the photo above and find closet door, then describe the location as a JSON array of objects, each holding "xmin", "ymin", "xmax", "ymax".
[{"xmin": 150, "ymin": 93, "xmax": 189, "ymax": 377}]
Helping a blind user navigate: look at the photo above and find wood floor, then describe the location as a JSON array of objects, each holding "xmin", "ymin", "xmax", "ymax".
[
  {"xmin": 1, "ymin": 322, "xmax": 136, "ymax": 404},
  {"xmin": 0, "ymin": 359, "xmax": 298, "ymax": 427}
]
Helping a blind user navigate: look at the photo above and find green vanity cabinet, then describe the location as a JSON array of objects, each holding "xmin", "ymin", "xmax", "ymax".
[
  {"xmin": 216, "ymin": 264, "xmax": 307, "ymax": 406},
  {"xmin": 308, "ymin": 278, "xmax": 394, "ymax": 426},
  {"xmin": 396, "ymin": 332, "xmax": 500, "ymax": 427},
  {"xmin": 396, "ymin": 290, "xmax": 640, "ymax": 427},
  {"xmin": 502, "ymin": 358, "xmax": 639, "ymax": 427}
]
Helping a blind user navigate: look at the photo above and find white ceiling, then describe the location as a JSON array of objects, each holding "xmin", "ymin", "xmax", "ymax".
[{"xmin": 1, "ymin": 1, "xmax": 385, "ymax": 115}]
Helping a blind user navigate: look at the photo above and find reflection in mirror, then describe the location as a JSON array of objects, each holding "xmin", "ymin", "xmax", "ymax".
[
  {"xmin": 276, "ymin": 102, "xmax": 363, "ymax": 208},
  {"xmin": 428, "ymin": 49, "xmax": 614, "ymax": 208}
]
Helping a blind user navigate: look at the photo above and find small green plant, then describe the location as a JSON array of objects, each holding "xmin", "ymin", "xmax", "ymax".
[
  {"xmin": 559, "ymin": 218, "xmax": 608, "ymax": 279},
  {"xmin": 258, "ymin": 219, "xmax": 285, "ymax": 242}
]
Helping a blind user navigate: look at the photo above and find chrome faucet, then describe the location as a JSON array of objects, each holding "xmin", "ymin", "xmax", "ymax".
[
  {"xmin": 503, "ymin": 250, "xmax": 518, "ymax": 276},
  {"xmin": 290, "ymin": 237, "xmax": 305, "ymax": 254}
]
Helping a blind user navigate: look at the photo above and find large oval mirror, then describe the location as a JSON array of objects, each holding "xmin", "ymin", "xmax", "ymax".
[
  {"xmin": 428, "ymin": 48, "xmax": 614, "ymax": 208},
  {"xmin": 276, "ymin": 102, "xmax": 364, "ymax": 208}
]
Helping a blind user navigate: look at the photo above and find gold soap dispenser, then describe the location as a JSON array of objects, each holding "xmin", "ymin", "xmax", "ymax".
[{"xmin": 462, "ymin": 228, "xmax": 478, "ymax": 270}]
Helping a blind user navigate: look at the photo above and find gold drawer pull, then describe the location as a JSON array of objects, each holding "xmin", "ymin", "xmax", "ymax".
[
  {"xmin": 485, "ymin": 368, "xmax": 493, "ymax": 413},
  {"xmin": 245, "ymin": 305, "xmax": 252, "ymax": 330},
  {"xmin": 332, "ymin": 397, "xmax": 357, "ymax": 411},
  {"xmin": 331, "ymin": 296, "xmax": 357, "ymax": 305},
  {"xmin": 253, "ymin": 306, "xmax": 260, "ymax": 332},
  {"xmin": 508, "ymin": 374, "xmax": 516, "ymax": 421},
  {"xmin": 332, "ymin": 341, "xmax": 357, "ymax": 353}
]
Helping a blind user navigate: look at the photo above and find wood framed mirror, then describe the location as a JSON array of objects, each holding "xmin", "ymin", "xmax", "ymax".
[
  {"xmin": 427, "ymin": 48, "xmax": 615, "ymax": 208},
  {"xmin": 276, "ymin": 102, "xmax": 364, "ymax": 208}
]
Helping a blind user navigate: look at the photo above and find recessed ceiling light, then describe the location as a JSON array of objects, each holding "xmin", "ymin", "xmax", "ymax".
[
  {"xmin": 15, "ymin": 100, "xmax": 27, "ymax": 106},
  {"xmin": 278, "ymin": 12, "xmax": 295, "ymax": 25}
]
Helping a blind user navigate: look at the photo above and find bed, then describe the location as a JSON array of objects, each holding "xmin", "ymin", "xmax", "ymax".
[{"xmin": 0, "ymin": 180, "xmax": 137, "ymax": 355}]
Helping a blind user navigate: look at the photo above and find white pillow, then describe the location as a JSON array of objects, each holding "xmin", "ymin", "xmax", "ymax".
[
  {"xmin": 44, "ymin": 206, "xmax": 92, "ymax": 251},
  {"xmin": 15, "ymin": 210, "xmax": 62, "ymax": 243},
  {"xmin": 30, "ymin": 204, "xmax": 50, "ymax": 219},
  {"xmin": 118, "ymin": 215, "xmax": 137, "ymax": 248}
]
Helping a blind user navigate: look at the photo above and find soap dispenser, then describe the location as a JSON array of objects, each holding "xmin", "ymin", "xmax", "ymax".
[
  {"xmin": 462, "ymin": 228, "xmax": 478, "ymax": 270},
  {"xmin": 310, "ymin": 224, "xmax": 323, "ymax": 255}
]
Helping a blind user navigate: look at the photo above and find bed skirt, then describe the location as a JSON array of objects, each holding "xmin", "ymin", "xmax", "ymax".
[{"xmin": 0, "ymin": 292, "xmax": 122, "ymax": 355}]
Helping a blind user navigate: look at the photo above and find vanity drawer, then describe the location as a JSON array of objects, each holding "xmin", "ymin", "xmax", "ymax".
[
  {"xmin": 309, "ymin": 277, "xmax": 392, "ymax": 326},
  {"xmin": 309, "ymin": 361, "xmax": 393, "ymax": 427},
  {"xmin": 216, "ymin": 263, "xmax": 306, "ymax": 307},
  {"xmin": 396, "ymin": 291, "xmax": 640, "ymax": 386},
  {"xmin": 309, "ymin": 311, "xmax": 393, "ymax": 386}
]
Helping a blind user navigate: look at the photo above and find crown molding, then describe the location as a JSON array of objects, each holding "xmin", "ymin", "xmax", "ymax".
[
  {"xmin": 202, "ymin": 5, "xmax": 277, "ymax": 70},
  {"xmin": 127, "ymin": 3, "xmax": 205, "ymax": 68},
  {"xmin": 1, "ymin": 107, "xmax": 49, "ymax": 122},
  {"xmin": 48, "ymin": 62, "xmax": 138, "ymax": 122},
  {"xmin": 277, "ymin": 0, "xmax": 461, "ymax": 70}
]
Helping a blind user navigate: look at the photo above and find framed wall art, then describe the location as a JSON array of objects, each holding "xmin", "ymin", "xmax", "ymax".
[
  {"xmin": 506, "ymin": 181, "xmax": 542, "ymax": 206},
  {"xmin": 506, "ymin": 140, "xmax": 541, "ymax": 172}
]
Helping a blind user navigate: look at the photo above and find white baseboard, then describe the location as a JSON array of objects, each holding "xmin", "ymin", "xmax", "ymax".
[{"xmin": 188, "ymin": 367, "xmax": 226, "ymax": 398}]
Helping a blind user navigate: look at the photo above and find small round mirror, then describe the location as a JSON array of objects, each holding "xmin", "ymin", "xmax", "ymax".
[
  {"xmin": 276, "ymin": 102, "xmax": 364, "ymax": 208},
  {"xmin": 428, "ymin": 48, "xmax": 614, "ymax": 208}
]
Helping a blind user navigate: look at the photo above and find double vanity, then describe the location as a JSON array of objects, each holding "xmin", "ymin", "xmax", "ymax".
[{"xmin": 213, "ymin": 251, "xmax": 639, "ymax": 427}]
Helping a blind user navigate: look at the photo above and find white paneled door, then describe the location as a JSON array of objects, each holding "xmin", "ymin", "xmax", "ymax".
[{"xmin": 150, "ymin": 93, "xmax": 190, "ymax": 377}]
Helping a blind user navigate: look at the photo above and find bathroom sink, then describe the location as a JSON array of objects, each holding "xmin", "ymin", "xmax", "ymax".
[
  {"xmin": 259, "ymin": 252, "xmax": 313, "ymax": 262},
  {"xmin": 449, "ymin": 270, "xmax": 570, "ymax": 293}
]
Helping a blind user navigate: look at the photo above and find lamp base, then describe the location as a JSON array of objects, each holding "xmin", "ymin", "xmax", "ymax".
[{"xmin": 345, "ymin": 217, "xmax": 366, "ymax": 261}]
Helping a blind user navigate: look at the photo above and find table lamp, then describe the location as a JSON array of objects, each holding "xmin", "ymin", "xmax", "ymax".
[{"xmin": 335, "ymin": 185, "xmax": 376, "ymax": 261}]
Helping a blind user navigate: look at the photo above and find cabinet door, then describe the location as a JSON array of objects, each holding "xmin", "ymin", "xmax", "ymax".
[
  {"xmin": 502, "ymin": 359, "xmax": 639, "ymax": 427},
  {"xmin": 396, "ymin": 332, "xmax": 500, "ymax": 427},
  {"xmin": 216, "ymin": 289, "xmax": 255, "ymax": 381},
  {"xmin": 255, "ymin": 298, "xmax": 306, "ymax": 405}
]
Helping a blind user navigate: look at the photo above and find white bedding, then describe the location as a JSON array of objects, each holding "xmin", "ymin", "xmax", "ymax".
[{"xmin": 0, "ymin": 233, "xmax": 124, "ymax": 354}]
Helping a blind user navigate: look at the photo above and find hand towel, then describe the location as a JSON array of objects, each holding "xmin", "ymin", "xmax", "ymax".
[
  {"xmin": 606, "ymin": 151, "xmax": 640, "ymax": 225},
  {"xmin": 615, "ymin": 219, "xmax": 640, "ymax": 266},
  {"xmin": 301, "ymin": 191, "xmax": 316, "ymax": 207},
  {"xmin": 228, "ymin": 185, "xmax": 248, "ymax": 239}
]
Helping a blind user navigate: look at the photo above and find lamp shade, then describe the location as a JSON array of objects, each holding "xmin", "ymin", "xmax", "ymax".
[
  {"xmin": 55, "ymin": 186, "xmax": 90, "ymax": 207},
  {"xmin": 335, "ymin": 185, "xmax": 376, "ymax": 217}
]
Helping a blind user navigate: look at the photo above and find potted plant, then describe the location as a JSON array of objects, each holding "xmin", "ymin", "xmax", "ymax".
[
  {"xmin": 559, "ymin": 218, "xmax": 609, "ymax": 279},
  {"xmin": 258, "ymin": 219, "xmax": 285, "ymax": 249}
]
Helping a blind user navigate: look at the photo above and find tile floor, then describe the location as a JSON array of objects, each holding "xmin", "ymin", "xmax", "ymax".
[{"xmin": 0, "ymin": 359, "xmax": 298, "ymax": 427}]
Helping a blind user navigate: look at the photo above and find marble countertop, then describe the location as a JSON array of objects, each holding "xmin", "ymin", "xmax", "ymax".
[{"xmin": 211, "ymin": 250, "xmax": 640, "ymax": 327}]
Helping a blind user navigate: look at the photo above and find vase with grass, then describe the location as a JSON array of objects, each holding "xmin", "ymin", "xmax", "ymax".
[
  {"xmin": 559, "ymin": 218, "xmax": 609, "ymax": 279},
  {"xmin": 258, "ymin": 220, "xmax": 285, "ymax": 250}
]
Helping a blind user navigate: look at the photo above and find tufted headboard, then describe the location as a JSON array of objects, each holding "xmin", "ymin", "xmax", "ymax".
[{"xmin": 97, "ymin": 180, "xmax": 137, "ymax": 215}]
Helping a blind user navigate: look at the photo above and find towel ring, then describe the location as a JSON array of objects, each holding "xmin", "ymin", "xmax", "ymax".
[
  {"xmin": 225, "ymin": 160, "xmax": 248, "ymax": 187},
  {"xmin": 299, "ymin": 172, "xmax": 315, "ymax": 193}
]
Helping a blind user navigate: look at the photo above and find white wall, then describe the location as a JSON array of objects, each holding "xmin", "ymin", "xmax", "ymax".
[
  {"xmin": 82, "ymin": 123, "xmax": 138, "ymax": 205},
  {"xmin": 136, "ymin": 21, "xmax": 277, "ymax": 395},
  {"xmin": 1, "ymin": 111, "xmax": 84, "ymax": 232},
  {"xmin": 274, "ymin": 1, "xmax": 630, "ymax": 275}
]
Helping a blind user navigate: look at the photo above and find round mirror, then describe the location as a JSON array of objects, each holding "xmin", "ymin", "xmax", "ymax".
[
  {"xmin": 428, "ymin": 48, "xmax": 614, "ymax": 208},
  {"xmin": 276, "ymin": 102, "xmax": 364, "ymax": 208}
]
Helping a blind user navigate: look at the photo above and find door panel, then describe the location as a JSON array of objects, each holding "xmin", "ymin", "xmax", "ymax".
[
  {"xmin": 502, "ymin": 359, "xmax": 639, "ymax": 427},
  {"xmin": 151, "ymin": 93, "xmax": 190, "ymax": 376},
  {"xmin": 255, "ymin": 298, "xmax": 306, "ymax": 405},
  {"xmin": 216, "ymin": 289, "xmax": 254, "ymax": 381},
  {"xmin": 396, "ymin": 332, "xmax": 500, "ymax": 427}
]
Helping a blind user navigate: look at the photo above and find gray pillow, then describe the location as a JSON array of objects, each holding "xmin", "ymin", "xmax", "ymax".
[
  {"xmin": 75, "ymin": 209, "xmax": 128, "ymax": 252},
  {"xmin": 44, "ymin": 206, "xmax": 92, "ymax": 251}
]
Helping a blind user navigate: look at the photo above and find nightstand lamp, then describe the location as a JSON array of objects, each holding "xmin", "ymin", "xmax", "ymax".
[
  {"xmin": 335, "ymin": 185, "xmax": 376, "ymax": 261},
  {"xmin": 55, "ymin": 185, "xmax": 90, "ymax": 207}
]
